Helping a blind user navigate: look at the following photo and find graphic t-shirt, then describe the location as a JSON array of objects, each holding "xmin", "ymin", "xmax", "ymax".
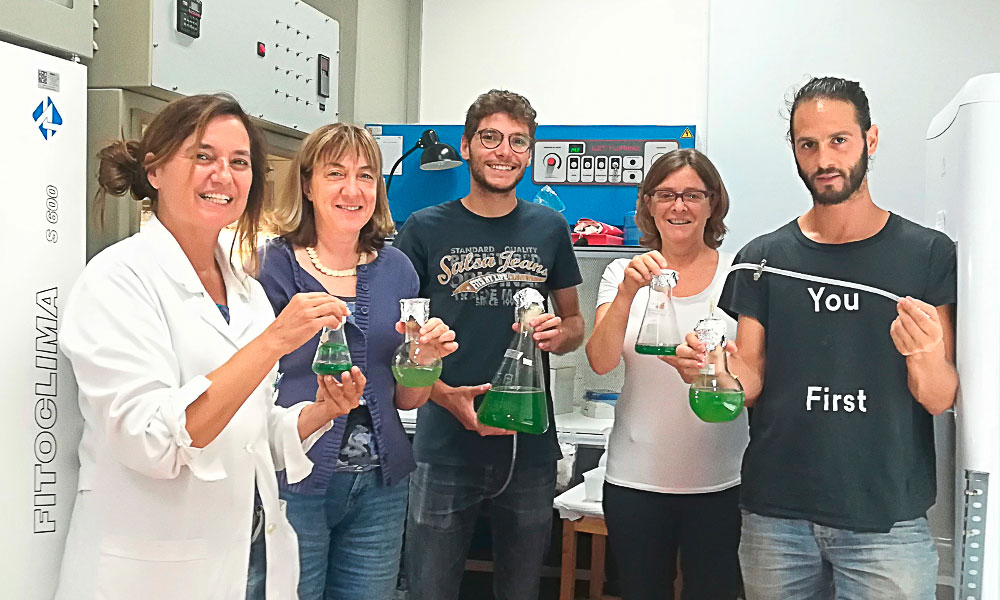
[
  {"xmin": 393, "ymin": 199, "xmax": 583, "ymax": 466},
  {"xmin": 719, "ymin": 213, "xmax": 956, "ymax": 532}
]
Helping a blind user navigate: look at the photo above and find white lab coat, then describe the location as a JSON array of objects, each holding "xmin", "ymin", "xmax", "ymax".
[{"xmin": 55, "ymin": 216, "xmax": 329, "ymax": 600}]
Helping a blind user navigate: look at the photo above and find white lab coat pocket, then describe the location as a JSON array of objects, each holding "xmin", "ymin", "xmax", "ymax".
[{"xmin": 94, "ymin": 536, "xmax": 211, "ymax": 600}]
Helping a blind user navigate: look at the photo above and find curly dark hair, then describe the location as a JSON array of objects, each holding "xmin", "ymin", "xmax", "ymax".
[{"xmin": 463, "ymin": 89, "xmax": 538, "ymax": 141}]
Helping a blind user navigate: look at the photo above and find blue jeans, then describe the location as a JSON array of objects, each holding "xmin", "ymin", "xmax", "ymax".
[
  {"xmin": 249, "ymin": 470, "xmax": 409, "ymax": 600},
  {"xmin": 739, "ymin": 510, "xmax": 938, "ymax": 600},
  {"xmin": 405, "ymin": 460, "xmax": 557, "ymax": 600},
  {"xmin": 246, "ymin": 508, "xmax": 266, "ymax": 600}
]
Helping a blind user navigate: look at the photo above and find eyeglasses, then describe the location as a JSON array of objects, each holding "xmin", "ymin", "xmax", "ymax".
[
  {"xmin": 648, "ymin": 189, "xmax": 710, "ymax": 204},
  {"xmin": 476, "ymin": 128, "xmax": 532, "ymax": 154}
]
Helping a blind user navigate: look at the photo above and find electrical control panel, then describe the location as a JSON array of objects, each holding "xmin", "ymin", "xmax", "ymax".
[
  {"xmin": 533, "ymin": 139, "xmax": 681, "ymax": 185},
  {"xmin": 91, "ymin": 0, "xmax": 339, "ymax": 133},
  {"xmin": 367, "ymin": 124, "xmax": 696, "ymax": 228},
  {"xmin": 176, "ymin": 0, "xmax": 203, "ymax": 38}
]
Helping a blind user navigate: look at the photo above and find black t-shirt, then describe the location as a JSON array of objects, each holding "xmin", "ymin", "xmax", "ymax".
[
  {"xmin": 393, "ymin": 199, "xmax": 583, "ymax": 466},
  {"xmin": 719, "ymin": 213, "xmax": 956, "ymax": 532}
]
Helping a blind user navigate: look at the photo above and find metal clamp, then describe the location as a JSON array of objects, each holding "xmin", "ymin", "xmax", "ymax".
[{"xmin": 753, "ymin": 259, "xmax": 767, "ymax": 281}]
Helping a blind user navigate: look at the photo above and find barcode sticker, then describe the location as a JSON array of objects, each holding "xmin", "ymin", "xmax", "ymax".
[{"xmin": 38, "ymin": 70, "xmax": 60, "ymax": 92}]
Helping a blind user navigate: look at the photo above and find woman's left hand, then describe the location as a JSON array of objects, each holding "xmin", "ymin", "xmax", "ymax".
[
  {"xmin": 395, "ymin": 317, "xmax": 459, "ymax": 359},
  {"xmin": 314, "ymin": 367, "xmax": 365, "ymax": 420}
]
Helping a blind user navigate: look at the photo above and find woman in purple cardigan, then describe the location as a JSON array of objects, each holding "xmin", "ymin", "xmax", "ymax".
[{"xmin": 253, "ymin": 123, "xmax": 457, "ymax": 599}]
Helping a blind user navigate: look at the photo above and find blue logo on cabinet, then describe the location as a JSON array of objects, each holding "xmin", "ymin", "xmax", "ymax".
[{"xmin": 32, "ymin": 97, "xmax": 63, "ymax": 140}]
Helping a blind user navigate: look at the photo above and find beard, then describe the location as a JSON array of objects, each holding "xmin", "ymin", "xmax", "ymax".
[
  {"xmin": 469, "ymin": 159, "xmax": 525, "ymax": 194},
  {"xmin": 797, "ymin": 150, "xmax": 868, "ymax": 206}
]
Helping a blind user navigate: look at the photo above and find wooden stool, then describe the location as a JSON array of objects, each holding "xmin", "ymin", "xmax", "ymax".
[{"xmin": 559, "ymin": 515, "xmax": 617, "ymax": 600}]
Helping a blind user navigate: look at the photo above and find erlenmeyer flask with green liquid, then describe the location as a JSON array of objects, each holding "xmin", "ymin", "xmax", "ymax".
[
  {"xmin": 476, "ymin": 288, "xmax": 549, "ymax": 434},
  {"xmin": 312, "ymin": 321, "xmax": 352, "ymax": 377},
  {"xmin": 634, "ymin": 270, "xmax": 682, "ymax": 356},
  {"xmin": 392, "ymin": 298, "xmax": 443, "ymax": 388},
  {"xmin": 689, "ymin": 314, "xmax": 745, "ymax": 422}
]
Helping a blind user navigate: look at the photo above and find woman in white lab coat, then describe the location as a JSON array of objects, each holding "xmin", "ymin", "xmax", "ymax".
[{"xmin": 54, "ymin": 93, "xmax": 361, "ymax": 600}]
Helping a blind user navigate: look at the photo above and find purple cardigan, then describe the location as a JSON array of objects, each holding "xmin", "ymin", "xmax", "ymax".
[{"xmin": 257, "ymin": 237, "xmax": 419, "ymax": 491}]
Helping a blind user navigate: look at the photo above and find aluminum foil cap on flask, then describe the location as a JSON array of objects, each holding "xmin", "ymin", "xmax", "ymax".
[
  {"xmin": 399, "ymin": 298, "xmax": 430, "ymax": 325},
  {"xmin": 514, "ymin": 288, "xmax": 545, "ymax": 310},
  {"xmin": 694, "ymin": 316, "xmax": 727, "ymax": 351},
  {"xmin": 651, "ymin": 270, "xmax": 679, "ymax": 291}
]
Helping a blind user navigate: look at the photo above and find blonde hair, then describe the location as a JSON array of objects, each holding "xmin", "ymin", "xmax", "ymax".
[{"xmin": 269, "ymin": 123, "xmax": 393, "ymax": 253}]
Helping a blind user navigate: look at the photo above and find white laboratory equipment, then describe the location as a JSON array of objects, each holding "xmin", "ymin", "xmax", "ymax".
[
  {"xmin": 926, "ymin": 73, "xmax": 1000, "ymax": 600},
  {"xmin": 0, "ymin": 38, "xmax": 87, "ymax": 600}
]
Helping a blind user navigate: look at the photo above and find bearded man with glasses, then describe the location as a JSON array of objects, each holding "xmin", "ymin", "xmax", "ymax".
[{"xmin": 394, "ymin": 89, "xmax": 584, "ymax": 600}]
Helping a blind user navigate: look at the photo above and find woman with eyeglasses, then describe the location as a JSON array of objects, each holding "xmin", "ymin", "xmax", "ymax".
[{"xmin": 585, "ymin": 148, "xmax": 748, "ymax": 599}]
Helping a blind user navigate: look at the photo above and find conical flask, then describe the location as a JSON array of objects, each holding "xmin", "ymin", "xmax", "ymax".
[
  {"xmin": 688, "ymin": 314, "xmax": 745, "ymax": 422},
  {"xmin": 634, "ymin": 270, "xmax": 683, "ymax": 355},
  {"xmin": 312, "ymin": 322, "xmax": 353, "ymax": 377},
  {"xmin": 476, "ymin": 288, "xmax": 550, "ymax": 434},
  {"xmin": 392, "ymin": 298, "xmax": 443, "ymax": 388}
]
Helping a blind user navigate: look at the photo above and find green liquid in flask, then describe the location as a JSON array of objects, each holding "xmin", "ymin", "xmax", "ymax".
[
  {"xmin": 312, "ymin": 342, "xmax": 352, "ymax": 377},
  {"xmin": 689, "ymin": 388, "xmax": 745, "ymax": 423},
  {"xmin": 392, "ymin": 364, "xmax": 442, "ymax": 388},
  {"xmin": 634, "ymin": 343, "xmax": 678, "ymax": 356},
  {"xmin": 476, "ymin": 386, "xmax": 549, "ymax": 434}
]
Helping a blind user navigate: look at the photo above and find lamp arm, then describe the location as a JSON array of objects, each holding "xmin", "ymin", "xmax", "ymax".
[{"xmin": 386, "ymin": 143, "xmax": 421, "ymax": 193}]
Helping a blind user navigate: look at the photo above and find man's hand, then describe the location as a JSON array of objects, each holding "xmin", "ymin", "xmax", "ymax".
[
  {"xmin": 431, "ymin": 380, "xmax": 513, "ymax": 436},
  {"xmin": 513, "ymin": 312, "xmax": 567, "ymax": 353},
  {"xmin": 890, "ymin": 297, "xmax": 943, "ymax": 356}
]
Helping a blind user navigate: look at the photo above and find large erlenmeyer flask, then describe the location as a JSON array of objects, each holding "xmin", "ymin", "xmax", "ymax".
[
  {"xmin": 392, "ymin": 298, "xmax": 443, "ymax": 388},
  {"xmin": 688, "ymin": 314, "xmax": 745, "ymax": 422},
  {"xmin": 476, "ymin": 288, "xmax": 550, "ymax": 434},
  {"xmin": 634, "ymin": 270, "xmax": 682, "ymax": 355},
  {"xmin": 312, "ymin": 322, "xmax": 353, "ymax": 377}
]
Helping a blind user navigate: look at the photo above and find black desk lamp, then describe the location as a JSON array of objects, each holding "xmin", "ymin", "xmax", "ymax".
[{"xmin": 385, "ymin": 129, "xmax": 462, "ymax": 193}]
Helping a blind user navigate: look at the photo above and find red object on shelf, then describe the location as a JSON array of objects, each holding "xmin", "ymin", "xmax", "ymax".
[
  {"xmin": 571, "ymin": 219, "xmax": 624, "ymax": 246},
  {"xmin": 571, "ymin": 233, "xmax": 624, "ymax": 246}
]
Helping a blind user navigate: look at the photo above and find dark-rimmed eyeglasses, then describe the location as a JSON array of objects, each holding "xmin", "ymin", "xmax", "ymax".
[
  {"xmin": 475, "ymin": 128, "xmax": 532, "ymax": 154},
  {"xmin": 648, "ymin": 189, "xmax": 710, "ymax": 204}
]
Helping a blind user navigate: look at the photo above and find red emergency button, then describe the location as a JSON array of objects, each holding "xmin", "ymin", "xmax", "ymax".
[
  {"xmin": 546, "ymin": 157, "xmax": 556, "ymax": 166},
  {"xmin": 257, "ymin": 42, "xmax": 266, "ymax": 57}
]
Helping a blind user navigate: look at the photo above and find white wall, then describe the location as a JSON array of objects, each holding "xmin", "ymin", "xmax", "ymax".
[
  {"xmin": 419, "ymin": 0, "xmax": 709, "ymax": 128},
  {"xmin": 354, "ymin": 0, "xmax": 411, "ymax": 124},
  {"xmin": 707, "ymin": 0, "xmax": 1000, "ymax": 251},
  {"xmin": 420, "ymin": 0, "xmax": 1000, "ymax": 250}
]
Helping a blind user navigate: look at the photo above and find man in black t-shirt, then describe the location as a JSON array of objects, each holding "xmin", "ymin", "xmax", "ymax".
[
  {"xmin": 677, "ymin": 77, "xmax": 957, "ymax": 599},
  {"xmin": 394, "ymin": 90, "xmax": 583, "ymax": 600}
]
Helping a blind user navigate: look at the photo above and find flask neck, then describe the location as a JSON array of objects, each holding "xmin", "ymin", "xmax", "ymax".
[
  {"xmin": 699, "ymin": 344, "xmax": 727, "ymax": 375},
  {"xmin": 404, "ymin": 319, "xmax": 421, "ymax": 343},
  {"xmin": 645, "ymin": 287, "xmax": 672, "ymax": 309},
  {"xmin": 517, "ymin": 304, "xmax": 542, "ymax": 335}
]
